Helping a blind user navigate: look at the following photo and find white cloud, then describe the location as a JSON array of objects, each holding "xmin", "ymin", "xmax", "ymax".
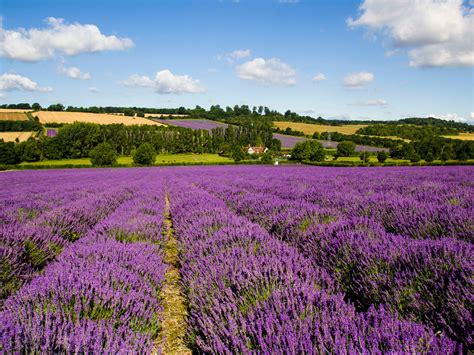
[
  {"xmin": 0, "ymin": 73, "xmax": 52, "ymax": 92},
  {"xmin": 218, "ymin": 49, "xmax": 251, "ymax": 63},
  {"xmin": 429, "ymin": 113, "xmax": 468, "ymax": 122},
  {"xmin": 0, "ymin": 17, "xmax": 134, "ymax": 62},
  {"xmin": 348, "ymin": 0, "xmax": 474, "ymax": 67},
  {"xmin": 58, "ymin": 65, "xmax": 91, "ymax": 80},
  {"xmin": 312, "ymin": 73, "xmax": 326, "ymax": 81},
  {"xmin": 88, "ymin": 86, "xmax": 99, "ymax": 93},
  {"xmin": 236, "ymin": 58, "xmax": 296, "ymax": 86},
  {"xmin": 121, "ymin": 74, "xmax": 154, "ymax": 87},
  {"xmin": 471, "ymin": 112, "xmax": 474, "ymax": 119},
  {"xmin": 122, "ymin": 70, "xmax": 205, "ymax": 94},
  {"xmin": 351, "ymin": 98, "xmax": 387, "ymax": 106},
  {"xmin": 343, "ymin": 71, "xmax": 374, "ymax": 88}
]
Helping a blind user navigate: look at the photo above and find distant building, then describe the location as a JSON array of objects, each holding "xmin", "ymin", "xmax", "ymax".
[{"xmin": 247, "ymin": 145, "xmax": 268, "ymax": 155}]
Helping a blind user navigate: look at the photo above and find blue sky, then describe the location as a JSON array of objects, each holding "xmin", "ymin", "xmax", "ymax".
[{"xmin": 1, "ymin": 0, "xmax": 473, "ymax": 122}]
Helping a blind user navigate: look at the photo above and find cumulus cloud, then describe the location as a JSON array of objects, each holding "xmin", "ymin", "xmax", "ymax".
[
  {"xmin": 429, "ymin": 113, "xmax": 468, "ymax": 122},
  {"xmin": 351, "ymin": 99, "xmax": 387, "ymax": 106},
  {"xmin": 121, "ymin": 74, "xmax": 154, "ymax": 87},
  {"xmin": 58, "ymin": 65, "xmax": 91, "ymax": 80},
  {"xmin": 0, "ymin": 73, "xmax": 52, "ymax": 92},
  {"xmin": 343, "ymin": 71, "xmax": 374, "ymax": 88},
  {"xmin": 471, "ymin": 112, "xmax": 474, "ymax": 119},
  {"xmin": 348, "ymin": 0, "xmax": 473, "ymax": 67},
  {"xmin": 312, "ymin": 73, "xmax": 326, "ymax": 81},
  {"xmin": 122, "ymin": 70, "xmax": 205, "ymax": 94},
  {"xmin": 0, "ymin": 17, "xmax": 134, "ymax": 62},
  {"xmin": 236, "ymin": 58, "xmax": 296, "ymax": 86},
  {"xmin": 218, "ymin": 49, "xmax": 251, "ymax": 63}
]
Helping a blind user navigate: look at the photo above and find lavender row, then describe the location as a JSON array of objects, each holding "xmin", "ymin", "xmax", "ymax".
[
  {"xmin": 0, "ymin": 169, "xmax": 140, "ymax": 226},
  {"xmin": 168, "ymin": 179, "xmax": 458, "ymax": 353},
  {"xmin": 223, "ymin": 166, "xmax": 474, "ymax": 242},
  {"xmin": 198, "ymin": 173, "xmax": 473, "ymax": 346},
  {"xmin": 1, "ymin": 182, "xmax": 138, "ymax": 303},
  {"xmin": 0, "ymin": 184, "xmax": 167, "ymax": 353}
]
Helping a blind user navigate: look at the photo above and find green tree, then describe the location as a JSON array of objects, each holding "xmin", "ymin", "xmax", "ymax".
[
  {"xmin": 232, "ymin": 146, "xmax": 245, "ymax": 162},
  {"xmin": 32, "ymin": 103, "xmax": 42, "ymax": 111},
  {"xmin": 425, "ymin": 152, "xmax": 434, "ymax": 162},
  {"xmin": 90, "ymin": 143, "xmax": 117, "ymax": 166},
  {"xmin": 440, "ymin": 145, "xmax": 454, "ymax": 161},
  {"xmin": 291, "ymin": 141, "xmax": 325, "ymax": 162},
  {"xmin": 133, "ymin": 142, "xmax": 156, "ymax": 166},
  {"xmin": 337, "ymin": 141, "xmax": 356, "ymax": 157},
  {"xmin": 0, "ymin": 141, "xmax": 20, "ymax": 164},
  {"xmin": 409, "ymin": 152, "xmax": 421, "ymax": 163},
  {"xmin": 376, "ymin": 151, "xmax": 388, "ymax": 163},
  {"xmin": 261, "ymin": 151, "xmax": 273, "ymax": 163},
  {"xmin": 16, "ymin": 139, "xmax": 41, "ymax": 162}
]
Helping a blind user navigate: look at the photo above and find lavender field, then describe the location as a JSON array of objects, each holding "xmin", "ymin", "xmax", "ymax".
[
  {"xmin": 0, "ymin": 166, "xmax": 472, "ymax": 353},
  {"xmin": 158, "ymin": 119, "xmax": 387, "ymax": 151}
]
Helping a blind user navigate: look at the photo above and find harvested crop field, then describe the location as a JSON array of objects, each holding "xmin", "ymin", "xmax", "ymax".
[
  {"xmin": 0, "ymin": 112, "xmax": 28, "ymax": 121},
  {"xmin": 0, "ymin": 131, "xmax": 35, "ymax": 142},
  {"xmin": 0, "ymin": 108, "xmax": 32, "ymax": 113},
  {"xmin": 274, "ymin": 121, "xmax": 367, "ymax": 135},
  {"xmin": 444, "ymin": 133, "xmax": 474, "ymax": 141},
  {"xmin": 35, "ymin": 111, "xmax": 164, "ymax": 126},
  {"xmin": 0, "ymin": 166, "xmax": 472, "ymax": 353}
]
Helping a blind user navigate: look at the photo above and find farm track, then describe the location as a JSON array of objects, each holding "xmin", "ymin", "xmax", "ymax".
[{"xmin": 155, "ymin": 193, "xmax": 191, "ymax": 355}]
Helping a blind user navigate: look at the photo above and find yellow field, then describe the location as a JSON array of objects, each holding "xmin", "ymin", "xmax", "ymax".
[
  {"xmin": 274, "ymin": 121, "xmax": 367, "ymax": 135},
  {"xmin": 443, "ymin": 133, "xmax": 474, "ymax": 141},
  {"xmin": 0, "ymin": 112, "xmax": 28, "ymax": 121},
  {"xmin": 0, "ymin": 132, "xmax": 35, "ymax": 142},
  {"xmin": 0, "ymin": 108, "xmax": 33, "ymax": 113},
  {"xmin": 35, "ymin": 111, "xmax": 164, "ymax": 126}
]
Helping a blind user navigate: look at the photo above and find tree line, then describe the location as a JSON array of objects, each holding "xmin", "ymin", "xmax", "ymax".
[
  {"xmin": 0, "ymin": 120, "xmax": 280, "ymax": 165},
  {"xmin": 356, "ymin": 124, "xmax": 461, "ymax": 140}
]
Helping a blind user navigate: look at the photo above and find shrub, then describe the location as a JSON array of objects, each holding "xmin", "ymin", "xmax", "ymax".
[
  {"xmin": 132, "ymin": 143, "xmax": 156, "ymax": 166},
  {"xmin": 376, "ymin": 151, "xmax": 388, "ymax": 163},
  {"xmin": 336, "ymin": 141, "xmax": 356, "ymax": 157},
  {"xmin": 291, "ymin": 141, "xmax": 325, "ymax": 162},
  {"xmin": 89, "ymin": 143, "xmax": 117, "ymax": 167}
]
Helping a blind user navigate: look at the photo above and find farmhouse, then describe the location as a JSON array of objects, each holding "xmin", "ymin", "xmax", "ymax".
[{"xmin": 247, "ymin": 145, "xmax": 268, "ymax": 155}]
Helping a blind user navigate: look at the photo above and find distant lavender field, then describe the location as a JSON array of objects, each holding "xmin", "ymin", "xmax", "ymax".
[
  {"xmin": 46, "ymin": 129, "xmax": 57, "ymax": 137},
  {"xmin": 160, "ymin": 119, "xmax": 388, "ymax": 151}
]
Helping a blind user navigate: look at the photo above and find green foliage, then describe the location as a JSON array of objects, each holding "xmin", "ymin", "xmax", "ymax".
[
  {"xmin": 89, "ymin": 142, "xmax": 117, "ymax": 166},
  {"xmin": 336, "ymin": 141, "xmax": 356, "ymax": 157},
  {"xmin": 291, "ymin": 140, "xmax": 325, "ymax": 162},
  {"xmin": 356, "ymin": 123, "xmax": 460, "ymax": 139},
  {"xmin": 261, "ymin": 151, "xmax": 274, "ymax": 164},
  {"xmin": 0, "ymin": 141, "xmax": 20, "ymax": 164},
  {"xmin": 359, "ymin": 152, "xmax": 370, "ymax": 163},
  {"xmin": 0, "ymin": 120, "xmax": 42, "ymax": 132},
  {"xmin": 15, "ymin": 139, "xmax": 41, "ymax": 162},
  {"xmin": 376, "ymin": 151, "xmax": 388, "ymax": 163},
  {"xmin": 133, "ymin": 142, "xmax": 156, "ymax": 166},
  {"xmin": 232, "ymin": 146, "xmax": 245, "ymax": 162}
]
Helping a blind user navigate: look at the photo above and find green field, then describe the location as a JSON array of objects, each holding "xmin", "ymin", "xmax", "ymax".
[{"xmin": 19, "ymin": 154, "xmax": 233, "ymax": 167}]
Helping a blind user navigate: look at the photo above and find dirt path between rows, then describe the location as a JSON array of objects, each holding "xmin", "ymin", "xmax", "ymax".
[{"xmin": 154, "ymin": 193, "xmax": 191, "ymax": 354}]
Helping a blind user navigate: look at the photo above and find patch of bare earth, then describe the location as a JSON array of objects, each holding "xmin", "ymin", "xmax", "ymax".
[{"xmin": 154, "ymin": 194, "xmax": 191, "ymax": 355}]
